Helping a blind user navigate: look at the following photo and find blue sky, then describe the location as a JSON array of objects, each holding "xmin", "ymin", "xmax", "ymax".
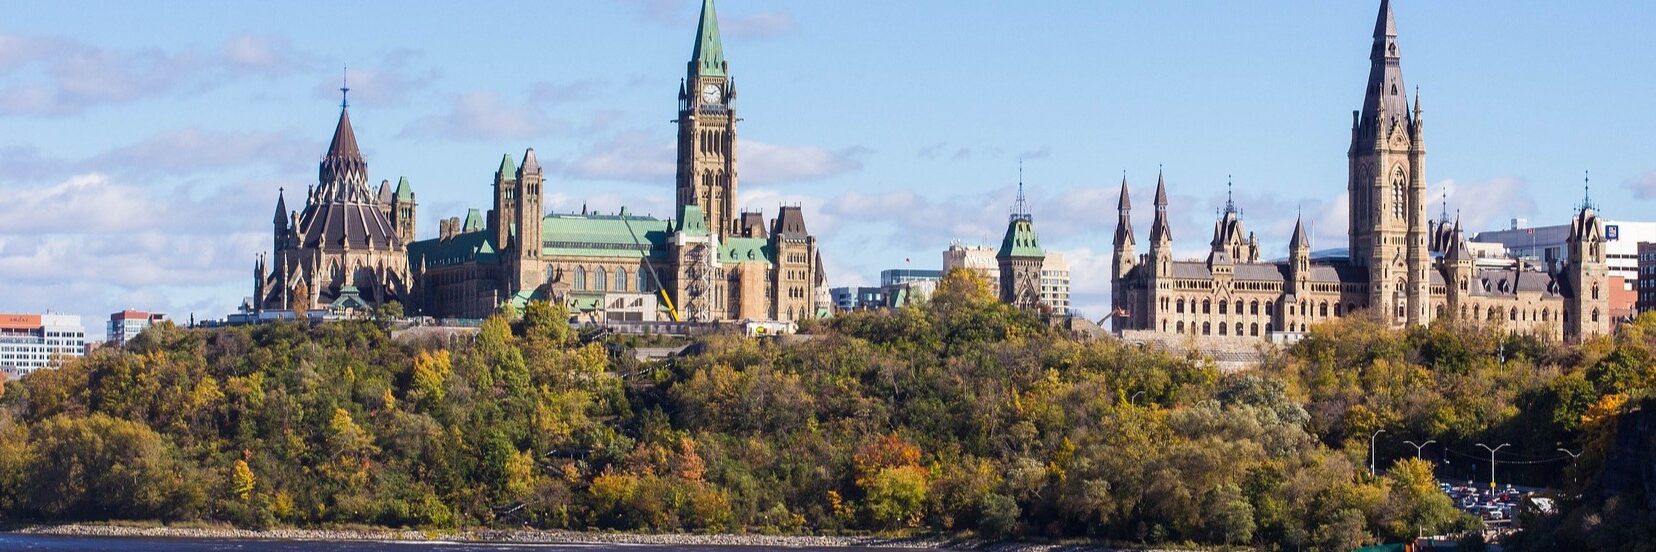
[{"xmin": 2, "ymin": 0, "xmax": 1654, "ymax": 325}]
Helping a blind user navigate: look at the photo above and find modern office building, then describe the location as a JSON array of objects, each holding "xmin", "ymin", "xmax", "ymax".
[
  {"xmin": 1638, "ymin": 243, "xmax": 1656, "ymax": 316},
  {"xmin": 107, "ymin": 310, "xmax": 167, "ymax": 347},
  {"xmin": 0, "ymin": 313, "xmax": 86, "ymax": 377},
  {"xmin": 880, "ymin": 269, "xmax": 942, "ymax": 287},
  {"xmin": 1041, "ymin": 252, "xmax": 1072, "ymax": 316},
  {"xmin": 1473, "ymin": 219, "xmax": 1656, "ymax": 284},
  {"xmin": 943, "ymin": 243, "xmax": 1000, "ymax": 297}
]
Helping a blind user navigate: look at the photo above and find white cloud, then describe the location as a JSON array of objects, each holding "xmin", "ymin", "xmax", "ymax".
[
  {"xmin": 85, "ymin": 129, "xmax": 313, "ymax": 176},
  {"xmin": 220, "ymin": 34, "xmax": 305, "ymax": 75},
  {"xmin": 313, "ymin": 50, "xmax": 438, "ymax": 107},
  {"xmin": 565, "ymin": 130, "xmax": 676, "ymax": 183},
  {"xmin": 400, "ymin": 91, "xmax": 565, "ymax": 141},
  {"xmin": 1428, "ymin": 177, "xmax": 1534, "ymax": 233},
  {"xmin": 1622, "ymin": 169, "xmax": 1656, "ymax": 200},
  {"xmin": 742, "ymin": 142, "xmax": 867, "ymax": 185},
  {"xmin": 0, "ymin": 32, "xmax": 313, "ymax": 116},
  {"xmin": 0, "ymin": 174, "xmax": 160, "ymax": 234}
]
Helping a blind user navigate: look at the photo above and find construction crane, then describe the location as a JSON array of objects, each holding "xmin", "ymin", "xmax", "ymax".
[{"xmin": 622, "ymin": 216, "xmax": 682, "ymax": 322}]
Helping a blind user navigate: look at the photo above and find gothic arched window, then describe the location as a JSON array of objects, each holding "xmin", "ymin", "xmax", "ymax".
[
  {"xmin": 616, "ymin": 268, "xmax": 629, "ymax": 292},
  {"xmin": 595, "ymin": 267, "xmax": 608, "ymax": 292},
  {"xmin": 1203, "ymin": 300, "xmax": 1211, "ymax": 314},
  {"xmin": 1392, "ymin": 168, "xmax": 1406, "ymax": 219},
  {"xmin": 1202, "ymin": 322, "xmax": 1211, "ymax": 335},
  {"xmin": 573, "ymin": 267, "xmax": 587, "ymax": 291},
  {"xmin": 1177, "ymin": 321, "xmax": 1185, "ymax": 333},
  {"xmin": 638, "ymin": 269, "xmax": 650, "ymax": 292},
  {"xmin": 1250, "ymin": 323, "xmax": 1259, "ymax": 336},
  {"xmin": 1219, "ymin": 301, "xmax": 1228, "ymax": 315},
  {"xmin": 1177, "ymin": 298, "xmax": 1185, "ymax": 313}
]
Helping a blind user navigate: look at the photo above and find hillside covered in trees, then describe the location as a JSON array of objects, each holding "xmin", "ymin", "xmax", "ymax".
[{"xmin": 0, "ymin": 270, "xmax": 1651, "ymax": 550}]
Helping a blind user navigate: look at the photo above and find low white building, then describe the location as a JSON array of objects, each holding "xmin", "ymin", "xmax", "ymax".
[
  {"xmin": 0, "ymin": 313, "xmax": 86, "ymax": 377},
  {"xmin": 1474, "ymin": 218, "xmax": 1656, "ymax": 283},
  {"xmin": 107, "ymin": 310, "xmax": 167, "ymax": 347}
]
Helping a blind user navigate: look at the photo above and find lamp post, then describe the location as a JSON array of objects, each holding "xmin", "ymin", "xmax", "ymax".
[
  {"xmin": 1557, "ymin": 447, "xmax": 1581, "ymax": 459},
  {"xmin": 1370, "ymin": 429, "xmax": 1387, "ymax": 476},
  {"xmin": 1476, "ymin": 443, "xmax": 1511, "ymax": 490},
  {"xmin": 1404, "ymin": 439, "xmax": 1437, "ymax": 459},
  {"xmin": 1130, "ymin": 390, "xmax": 1144, "ymax": 405}
]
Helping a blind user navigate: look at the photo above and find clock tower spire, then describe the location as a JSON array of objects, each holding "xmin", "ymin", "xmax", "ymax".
[{"xmin": 676, "ymin": 0, "xmax": 737, "ymax": 240}]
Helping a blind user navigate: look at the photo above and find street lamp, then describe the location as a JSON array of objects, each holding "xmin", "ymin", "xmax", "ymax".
[
  {"xmin": 1370, "ymin": 429, "xmax": 1387, "ymax": 476},
  {"xmin": 1130, "ymin": 390, "xmax": 1144, "ymax": 405},
  {"xmin": 1557, "ymin": 447, "xmax": 1581, "ymax": 459},
  {"xmin": 1404, "ymin": 439, "xmax": 1437, "ymax": 459},
  {"xmin": 1476, "ymin": 443, "xmax": 1511, "ymax": 490}
]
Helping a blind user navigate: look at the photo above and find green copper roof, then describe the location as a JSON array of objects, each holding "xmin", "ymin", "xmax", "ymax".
[
  {"xmin": 540, "ymin": 211, "xmax": 671, "ymax": 259},
  {"xmin": 407, "ymin": 231, "xmax": 498, "ymax": 269},
  {"xmin": 462, "ymin": 208, "xmax": 484, "ymax": 232},
  {"xmin": 691, "ymin": 0, "xmax": 725, "ymax": 77},
  {"xmin": 497, "ymin": 153, "xmax": 516, "ymax": 181},
  {"xmin": 395, "ymin": 176, "xmax": 413, "ymax": 201},
  {"xmin": 676, "ymin": 204, "xmax": 709, "ymax": 236},
  {"xmin": 720, "ymin": 237, "xmax": 774, "ymax": 264},
  {"xmin": 998, "ymin": 216, "xmax": 1044, "ymax": 258}
]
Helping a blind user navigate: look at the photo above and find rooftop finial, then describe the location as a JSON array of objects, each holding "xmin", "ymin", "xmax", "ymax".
[
  {"xmin": 1012, "ymin": 158, "xmax": 1030, "ymax": 220},
  {"xmin": 1581, "ymin": 170, "xmax": 1596, "ymax": 212},
  {"xmin": 1221, "ymin": 175, "xmax": 1238, "ymax": 216},
  {"xmin": 1440, "ymin": 189, "xmax": 1448, "ymax": 222},
  {"xmin": 340, "ymin": 65, "xmax": 350, "ymax": 109}
]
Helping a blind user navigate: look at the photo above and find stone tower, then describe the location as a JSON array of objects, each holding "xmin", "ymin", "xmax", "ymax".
[
  {"xmin": 390, "ymin": 176, "xmax": 416, "ymax": 242},
  {"xmin": 676, "ymin": 0, "xmax": 738, "ymax": 240},
  {"xmin": 1148, "ymin": 170, "xmax": 1173, "ymax": 280},
  {"xmin": 1565, "ymin": 190, "xmax": 1610, "ymax": 341},
  {"xmin": 770, "ymin": 206, "xmax": 818, "ymax": 321},
  {"xmin": 489, "ymin": 153, "xmax": 516, "ymax": 254},
  {"xmin": 1111, "ymin": 176, "xmax": 1136, "ymax": 331},
  {"xmin": 1349, "ymin": 0, "xmax": 1429, "ymax": 325},
  {"xmin": 511, "ymin": 148, "xmax": 545, "ymax": 292},
  {"xmin": 997, "ymin": 182, "xmax": 1045, "ymax": 311},
  {"xmin": 1288, "ymin": 214, "xmax": 1312, "ymax": 295}
]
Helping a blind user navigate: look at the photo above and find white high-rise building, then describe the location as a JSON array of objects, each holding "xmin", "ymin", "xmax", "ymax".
[
  {"xmin": 0, "ymin": 313, "xmax": 86, "ymax": 378},
  {"xmin": 1041, "ymin": 252, "xmax": 1072, "ymax": 316},
  {"xmin": 943, "ymin": 243, "xmax": 1000, "ymax": 296}
]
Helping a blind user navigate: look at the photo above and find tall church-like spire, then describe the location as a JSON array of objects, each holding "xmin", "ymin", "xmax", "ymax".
[
  {"xmin": 1149, "ymin": 168, "xmax": 1171, "ymax": 243},
  {"xmin": 1358, "ymin": 0, "xmax": 1410, "ymax": 146},
  {"xmin": 691, "ymin": 0, "xmax": 726, "ymax": 77},
  {"xmin": 1114, "ymin": 174, "xmax": 1134, "ymax": 246}
]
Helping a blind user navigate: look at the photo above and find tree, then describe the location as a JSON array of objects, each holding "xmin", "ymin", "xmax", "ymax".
[{"xmin": 232, "ymin": 459, "xmax": 256, "ymax": 501}]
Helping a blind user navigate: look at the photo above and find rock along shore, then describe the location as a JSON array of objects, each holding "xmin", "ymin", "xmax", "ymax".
[{"xmin": 15, "ymin": 523, "xmax": 955, "ymax": 549}]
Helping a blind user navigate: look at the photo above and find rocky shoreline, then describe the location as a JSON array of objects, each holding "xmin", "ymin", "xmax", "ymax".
[{"xmin": 14, "ymin": 523, "xmax": 960, "ymax": 549}]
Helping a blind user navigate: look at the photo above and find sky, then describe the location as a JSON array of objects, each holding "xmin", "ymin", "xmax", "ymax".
[{"xmin": 2, "ymin": 0, "xmax": 1654, "ymax": 327}]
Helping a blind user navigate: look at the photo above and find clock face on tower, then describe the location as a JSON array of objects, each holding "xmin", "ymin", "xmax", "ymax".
[{"xmin": 700, "ymin": 83, "xmax": 721, "ymax": 105}]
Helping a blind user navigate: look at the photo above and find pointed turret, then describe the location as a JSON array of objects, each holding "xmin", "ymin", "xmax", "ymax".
[
  {"xmin": 1445, "ymin": 215, "xmax": 1474, "ymax": 264},
  {"xmin": 316, "ymin": 105, "xmax": 369, "ymax": 202},
  {"xmin": 518, "ymin": 148, "xmax": 541, "ymax": 178},
  {"xmin": 394, "ymin": 176, "xmax": 413, "ymax": 202},
  {"xmin": 691, "ymin": 0, "xmax": 726, "ymax": 77},
  {"xmin": 1149, "ymin": 169, "xmax": 1172, "ymax": 244},
  {"xmin": 273, "ymin": 188, "xmax": 289, "ymax": 227},
  {"xmin": 497, "ymin": 153, "xmax": 517, "ymax": 181},
  {"xmin": 1113, "ymin": 176, "xmax": 1135, "ymax": 247},
  {"xmin": 1290, "ymin": 215, "xmax": 1309, "ymax": 252},
  {"xmin": 1358, "ymin": 0, "xmax": 1410, "ymax": 147}
]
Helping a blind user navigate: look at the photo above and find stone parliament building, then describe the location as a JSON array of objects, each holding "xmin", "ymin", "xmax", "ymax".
[
  {"xmin": 1110, "ymin": 0, "xmax": 1611, "ymax": 343},
  {"xmin": 255, "ymin": 0, "xmax": 827, "ymax": 323}
]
